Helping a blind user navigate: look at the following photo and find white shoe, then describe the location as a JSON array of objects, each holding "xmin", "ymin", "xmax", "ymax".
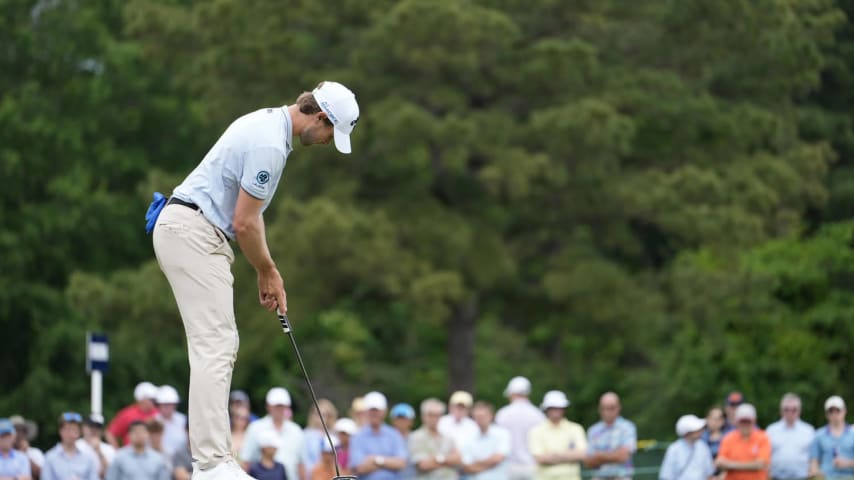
[{"xmin": 192, "ymin": 460, "xmax": 256, "ymax": 480}]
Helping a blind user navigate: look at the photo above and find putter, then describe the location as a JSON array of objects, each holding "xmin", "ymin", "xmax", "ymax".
[{"xmin": 278, "ymin": 311, "xmax": 356, "ymax": 480}]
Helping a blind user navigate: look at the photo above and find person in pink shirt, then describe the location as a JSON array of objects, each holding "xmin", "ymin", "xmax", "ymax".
[{"xmin": 105, "ymin": 382, "xmax": 160, "ymax": 447}]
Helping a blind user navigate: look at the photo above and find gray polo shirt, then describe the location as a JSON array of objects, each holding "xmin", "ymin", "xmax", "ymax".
[
  {"xmin": 172, "ymin": 107, "xmax": 293, "ymax": 239},
  {"xmin": 105, "ymin": 446, "xmax": 169, "ymax": 480}
]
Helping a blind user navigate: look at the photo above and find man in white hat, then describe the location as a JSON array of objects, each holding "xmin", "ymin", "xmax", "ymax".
[
  {"xmin": 659, "ymin": 415, "xmax": 714, "ymax": 480},
  {"xmin": 495, "ymin": 376, "xmax": 545, "ymax": 480},
  {"xmin": 438, "ymin": 391, "xmax": 479, "ymax": 451},
  {"xmin": 240, "ymin": 387, "xmax": 305, "ymax": 480},
  {"xmin": 155, "ymin": 385, "xmax": 187, "ymax": 458},
  {"xmin": 152, "ymin": 81, "xmax": 359, "ymax": 479},
  {"xmin": 808, "ymin": 395, "xmax": 854, "ymax": 479},
  {"xmin": 715, "ymin": 403, "xmax": 770, "ymax": 480},
  {"xmin": 349, "ymin": 391, "xmax": 408, "ymax": 479},
  {"xmin": 106, "ymin": 381, "xmax": 160, "ymax": 448},
  {"xmin": 529, "ymin": 390, "xmax": 587, "ymax": 480}
]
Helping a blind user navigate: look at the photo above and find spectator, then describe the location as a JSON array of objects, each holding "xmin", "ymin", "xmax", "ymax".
[
  {"xmin": 311, "ymin": 436, "xmax": 347, "ymax": 480},
  {"xmin": 145, "ymin": 419, "xmax": 168, "ymax": 470},
  {"xmin": 391, "ymin": 404, "xmax": 416, "ymax": 439},
  {"xmin": 349, "ymin": 391, "xmax": 408, "ymax": 479},
  {"xmin": 105, "ymin": 421, "xmax": 169, "ymax": 480},
  {"xmin": 715, "ymin": 404, "xmax": 770, "ymax": 480},
  {"xmin": 495, "ymin": 376, "xmax": 545, "ymax": 480},
  {"xmin": 351, "ymin": 397, "xmax": 368, "ymax": 428},
  {"xmin": 438, "ymin": 391, "xmax": 479, "ymax": 452},
  {"xmin": 42, "ymin": 412, "xmax": 98, "ymax": 480},
  {"xmin": 334, "ymin": 418, "xmax": 358, "ymax": 472},
  {"xmin": 76, "ymin": 414, "xmax": 117, "ymax": 478},
  {"xmin": 461, "ymin": 401, "xmax": 511, "ymax": 480},
  {"xmin": 409, "ymin": 398, "xmax": 460, "ymax": 480},
  {"xmin": 230, "ymin": 404, "xmax": 252, "ymax": 462},
  {"xmin": 241, "ymin": 387, "xmax": 305, "ymax": 480},
  {"xmin": 701, "ymin": 407, "xmax": 726, "ymax": 460},
  {"xmin": 529, "ymin": 391, "xmax": 587, "ymax": 480},
  {"xmin": 766, "ymin": 393, "xmax": 814, "ymax": 480},
  {"xmin": 302, "ymin": 398, "xmax": 338, "ymax": 478},
  {"xmin": 585, "ymin": 392, "xmax": 637, "ymax": 480},
  {"xmin": 154, "ymin": 385, "xmax": 187, "ymax": 458},
  {"xmin": 230, "ymin": 390, "xmax": 258, "ymax": 422},
  {"xmin": 808, "ymin": 395, "xmax": 854, "ymax": 479},
  {"xmin": 659, "ymin": 415, "xmax": 713, "ymax": 480},
  {"xmin": 171, "ymin": 429, "xmax": 193, "ymax": 480},
  {"xmin": 10, "ymin": 415, "xmax": 43, "ymax": 478},
  {"xmin": 106, "ymin": 382, "xmax": 159, "ymax": 448},
  {"xmin": 0, "ymin": 418, "xmax": 31, "ymax": 479},
  {"xmin": 725, "ymin": 392, "xmax": 746, "ymax": 431},
  {"xmin": 248, "ymin": 430, "xmax": 288, "ymax": 480}
]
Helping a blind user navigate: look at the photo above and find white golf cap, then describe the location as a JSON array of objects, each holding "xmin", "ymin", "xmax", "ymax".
[
  {"xmin": 540, "ymin": 390, "xmax": 570, "ymax": 410},
  {"xmin": 134, "ymin": 382, "xmax": 158, "ymax": 401},
  {"xmin": 675, "ymin": 414, "xmax": 707, "ymax": 436},
  {"xmin": 156, "ymin": 385, "xmax": 180, "ymax": 404},
  {"xmin": 321, "ymin": 435, "xmax": 341, "ymax": 453},
  {"xmin": 258, "ymin": 430, "xmax": 281, "ymax": 449},
  {"xmin": 735, "ymin": 403, "xmax": 758, "ymax": 421},
  {"xmin": 266, "ymin": 387, "xmax": 292, "ymax": 406},
  {"xmin": 312, "ymin": 81, "xmax": 359, "ymax": 154},
  {"xmin": 334, "ymin": 418, "xmax": 358, "ymax": 436},
  {"xmin": 825, "ymin": 395, "xmax": 846, "ymax": 411},
  {"xmin": 504, "ymin": 376, "xmax": 532, "ymax": 397},
  {"xmin": 449, "ymin": 391, "xmax": 473, "ymax": 407},
  {"xmin": 363, "ymin": 391, "xmax": 388, "ymax": 411}
]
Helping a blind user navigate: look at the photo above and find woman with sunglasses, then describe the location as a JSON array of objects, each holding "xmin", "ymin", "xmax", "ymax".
[{"xmin": 41, "ymin": 412, "xmax": 99, "ymax": 480}]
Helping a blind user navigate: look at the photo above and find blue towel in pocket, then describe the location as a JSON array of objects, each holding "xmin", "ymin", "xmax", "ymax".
[{"xmin": 145, "ymin": 192, "xmax": 167, "ymax": 234}]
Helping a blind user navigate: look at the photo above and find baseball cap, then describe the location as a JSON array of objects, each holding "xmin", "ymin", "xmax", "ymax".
[
  {"xmin": 363, "ymin": 391, "xmax": 388, "ymax": 411},
  {"xmin": 258, "ymin": 430, "xmax": 281, "ymax": 449},
  {"xmin": 59, "ymin": 412, "xmax": 83, "ymax": 426},
  {"xmin": 335, "ymin": 418, "xmax": 358, "ymax": 436},
  {"xmin": 725, "ymin": 391, "xmax": 745, "ymax": 406},
  {"xmin": 229, "ymin": 390, "xmax": 250, "ymax": 404},
  {"xmin": 134, "ymin": 382, "xmax": 158, "ymax": 401},
  {"xmin": 0, "ymin": 419, "xmax": 14, "ymax": 436},
  {"xmin": 266, "ymin": 387, "xmax": 292, "ymax": 407},
  {"xmin": 735, "ymin": 403, "xmax": 757, "ymax": 421},
  {"xmin": 676, "ymin": 415, "xmax": 707, "ymax": 436},
  {"xmin": 540, "ymin": 390, "xmax": 570, "ymax": 410},
  {"xmin": 9, "ymin": 415, "xmax": 37, "ymax": 440},
  {"xmin": 85, "ymin": 413, "xmax": 105, "ymax": 427},
  {"xmin": 825, "ymin": 395, "xmax": 846, "ymax": 411},
  {"xmin": 449, "ymin": 391, "xmax": 473, "ymax": 408},
  {"xmin": 312, "ymin": 81, "xmax": 359, "ymax": 154},
  {"xmin": 390, "ymin": 403, "xmax": 415, "ymax": 419},
  {"xmin": 156, "ymin": 385, "xmax": 180, "ymax": 405},
  {"xmin": 504, "ymin": 376, "xmax": 532, "ymax": 397}
]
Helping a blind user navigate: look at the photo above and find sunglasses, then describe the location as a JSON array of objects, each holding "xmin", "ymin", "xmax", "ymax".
[{"xmin": 61, "ymin": 412, "xmax": 83, "ymax": 423}]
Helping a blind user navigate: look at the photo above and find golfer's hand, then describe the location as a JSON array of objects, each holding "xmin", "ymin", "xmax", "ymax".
[{"xmin": 257, "ymin": 267, "xmax": 286, "ymax": 313}]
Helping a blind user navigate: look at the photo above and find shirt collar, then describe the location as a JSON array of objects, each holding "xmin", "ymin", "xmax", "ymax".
[{"xmin": 282, "ymin": 107, "xmax": 293, "ymax": 152}]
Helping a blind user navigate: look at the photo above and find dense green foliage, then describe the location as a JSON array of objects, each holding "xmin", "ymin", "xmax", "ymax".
[{"xmin": 3, "ymin": 0, "xmax": 854, "ymax": 443}]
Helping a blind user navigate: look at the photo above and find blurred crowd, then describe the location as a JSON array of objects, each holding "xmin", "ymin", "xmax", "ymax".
[{"xmin": 0, "ymin": 379, "xmax": 850, "ymax": 480}]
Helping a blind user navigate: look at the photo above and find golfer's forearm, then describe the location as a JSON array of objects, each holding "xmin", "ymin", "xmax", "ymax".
[{"xmin": 234, "ymin": 215, "xmax": 275, "ymax": 272}]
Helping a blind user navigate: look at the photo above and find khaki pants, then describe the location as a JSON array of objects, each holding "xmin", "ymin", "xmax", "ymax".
[{"xmin": 153, "ymin": 204, "xmax": 236, "ymax": 470}]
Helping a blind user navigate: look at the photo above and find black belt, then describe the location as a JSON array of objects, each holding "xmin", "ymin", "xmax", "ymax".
[{"xmin": 167, "ymin": 197, "xmax": 200, "ymax": 211}]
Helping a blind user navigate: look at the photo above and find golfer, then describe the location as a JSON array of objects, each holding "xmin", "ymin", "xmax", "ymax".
[{"xmin": 152, "ymin": 81, "xmax": 359, "ymax": 478}]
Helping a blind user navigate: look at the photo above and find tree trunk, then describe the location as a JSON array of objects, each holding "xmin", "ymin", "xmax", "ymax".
[{"xmin": 448, "ymin": 294, "xmax": 478, "ymax": 395}]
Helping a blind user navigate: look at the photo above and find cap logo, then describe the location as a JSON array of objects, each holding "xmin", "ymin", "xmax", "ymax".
[
  {"xmin": 350, "ymin": 117, "xmax": 359, "ymax": 127},
  {"xmin": 320, "ymin": 101, "xmax": 339, "ymax": 124}
]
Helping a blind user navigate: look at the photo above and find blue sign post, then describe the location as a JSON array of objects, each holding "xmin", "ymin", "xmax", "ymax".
[{"xmin": 86, "ymin": 333, "xmax": 109, "ymax": 417}]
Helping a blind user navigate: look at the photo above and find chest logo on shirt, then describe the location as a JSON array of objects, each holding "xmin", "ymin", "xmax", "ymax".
[{"xmin": 256, "ymin": 171, "xmax": 271, "ymax": 185}]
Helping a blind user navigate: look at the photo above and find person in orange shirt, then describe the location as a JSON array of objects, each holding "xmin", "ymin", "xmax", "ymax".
[{"xmin": 716, "ymin": 403, "xmax": 771, "ymax": 480}]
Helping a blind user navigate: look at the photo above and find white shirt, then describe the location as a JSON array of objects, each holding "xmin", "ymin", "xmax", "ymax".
[
  {"xmin": 240, "ymin": 416, "xmax": 304, "ymax": 480},
  {"xmin": 766, "ymin": 419, "xmax": 815, "ymax": 479},
  {"xmin": 461, "ymin": 425, "xmax": 511, "ymax": 480},
  {"xmin": 495, "ymin": 399, "xmax": 545, "ymax": 467},
  {"xmin": 75, "ymin": 439, "xmax": 117, "ymax": 465},
  {"xmin": 158, "ymin": 411, "xmax": 188, "ymax": 458},
  {"xmin": 659, "ymin": 439, "xmax": 714, "ymax": 480},
  {"xmin": 438, "ymin": 415, "xmax": 479, "ymax": 451},
  {"xmin": 172, "ymin": 107, "xmax": 293, "ymax": 239}
]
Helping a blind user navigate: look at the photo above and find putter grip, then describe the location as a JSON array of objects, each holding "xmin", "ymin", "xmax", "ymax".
[{"xmin": 278, "ymin": 313, "xmax": 291, "ymax": 333}]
